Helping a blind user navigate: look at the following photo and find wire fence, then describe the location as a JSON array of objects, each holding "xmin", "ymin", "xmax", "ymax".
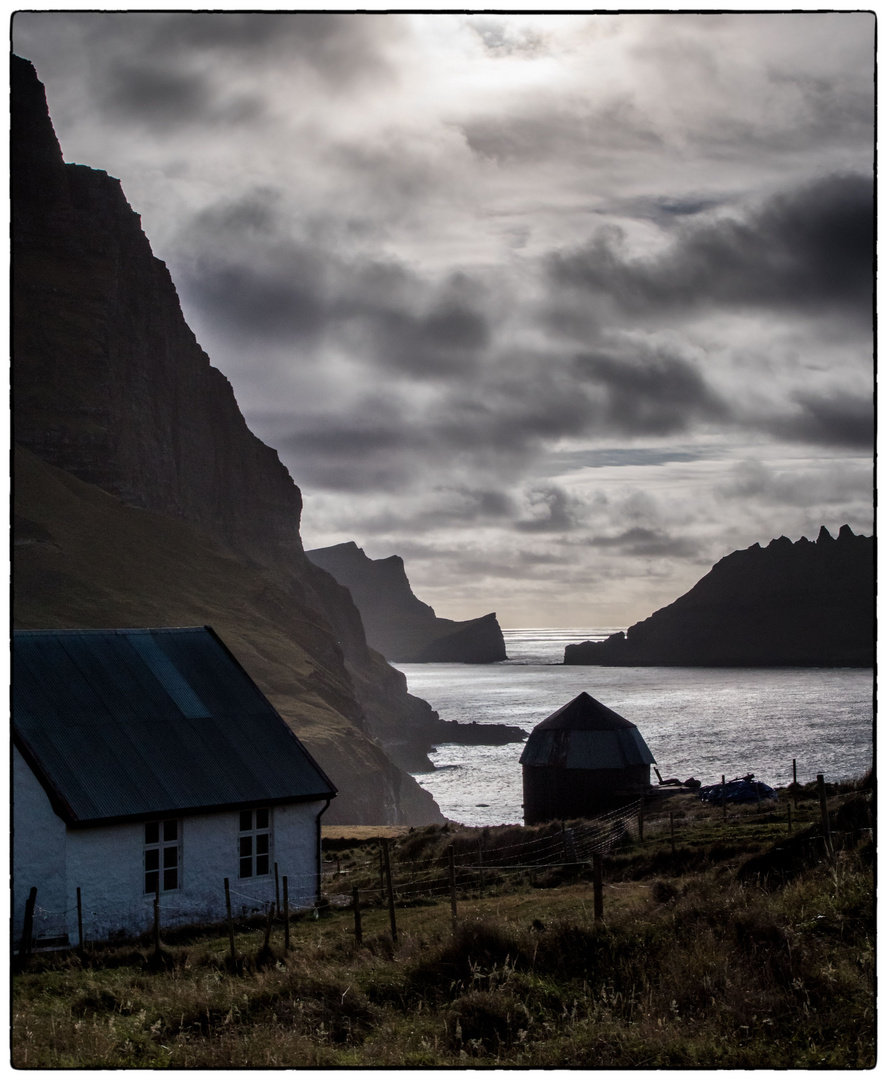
[{"xmin": 15, "ymin": 784, "xmax": 872, "ymax": 957}]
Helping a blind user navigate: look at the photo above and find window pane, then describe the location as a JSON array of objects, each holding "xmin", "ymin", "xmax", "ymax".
[
  {"xmin": 240, "ymin": 836, "xmax": 252, "ymax": 857},
  {"xmin": 255, "ymin": 808, "xmax": 269, "ymax": 830},
  {"xmin": 145, "ymin": 869, "xmax": 159, "ymax": 894},
  {"xmin": 163, "ymin": 846, "xmax": 178, "ymax": 868},
  {"xmin": 256, "ymin": 854, "xmax": 269, "ymax": 876},
  {"xmin": 239, "ymin": 810, "xmax": 252, "ymax": 832},
  {"xmin": 163, "ymin": 867, "xmax": 178, "ymax": 890},
  {"xmin": 145, "ymin": 821, "xmax": 159, "ymax": 845},
  {"xmin": 163, "ymin": 819, "xmax": 178, "ymax": 842},
  {"xmin": 145, "ymin": 848, "xmax": 159, "ymax": 872},
  {"xmin": 240, "ymin": 857, "xmax": 253, "ymax": 878},
  {"xmin": 256, "ymin": 834, "xmax": 269, "ymax": 855}
]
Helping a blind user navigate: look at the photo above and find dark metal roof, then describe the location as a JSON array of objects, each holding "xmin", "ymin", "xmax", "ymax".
[
  {"xmin": 534, "ymin": 691, "xmax": 635, "ymax": 732},
  {"xmin": 13, "ymin": 627, "xmax": 336, "ymax": 825},
  {"xmin": 519, "ymin": 692, "xmax": 655, "ymax": 769}
]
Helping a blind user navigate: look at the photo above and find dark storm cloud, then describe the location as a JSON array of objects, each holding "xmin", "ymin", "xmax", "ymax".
[
  {"xmin": 179, "ymin": 190, "xmax": 490, "ymax": 376},
  {"xmin": 266, "ymin": 342, "xmax": 728, "ymax": 498},
  {"xmin": 103, "ymin": 62, "xmax": 218, "ymax": 127},
  {"xmin": 278, "ymin": 418, "xmax": 421, "ymax": 493},
  {"xmin": 552, "ymin": 173, "xmax": 873, "ymax": 319},
  {"xmin": 546, "ymin": 447, "xmax": 709, "ymax": 470},
  {"xmin": 155, "ymin": 11, "xmax": 404, "ymax": 85},
  {"xmin": 766, "ymin": 67, "xmax": 875, "ymax": 148},
  {"xmin": 463, "ymin": 97, "xmax": 663, "ymax": 164},
  {"xmin": 98, "ymin": 11, "xmax": 402, "ymax": 86},
  {"xmin": 185, "ymin": 259, "xmax": 330, "ymax": 345},
  {"xmin": 267, "ymin": 361, "xmax": 598, "ymax": 495},
  {"xmin": 573, "ymin": 348, "xmax": 729, "ymax": 435},
  {"xmin": 717, "ymin": 457, "xmax": 872, "ymax": 508},
  {"xmin": 31, "ymin": 12, "xmax": 406, "ymax": 131},
  {"xmin": 360, "ymin": 487, "xmax": 519, "ymax": 534},
  {"xmin": 357, "ymin": 302, "xmax": 490, "ymax": 378},
  {"xmin": 589, "ymin": 527, "xmax": 701, "ymax": 559},
  {"xmin": 516, "ymin": 486, "xmax": 582, "ymax": 532},
  {"xmin": 758, "ymin": 390, "xmax": 874, "ymax": 450}
]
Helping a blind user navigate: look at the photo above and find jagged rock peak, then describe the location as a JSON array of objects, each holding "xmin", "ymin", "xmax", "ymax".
[
  {"xmin": 12, "ymin": 56, "xmax": 63, "ymax": 168},
  {"xmin": 564, "ymin": 526, "xmax": 873, "ymax": 668}
]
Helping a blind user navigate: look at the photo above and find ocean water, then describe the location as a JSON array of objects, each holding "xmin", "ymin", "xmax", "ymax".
[{"xmin": 394, "ymin": 628, "xmax": 874, "ymax": 827}]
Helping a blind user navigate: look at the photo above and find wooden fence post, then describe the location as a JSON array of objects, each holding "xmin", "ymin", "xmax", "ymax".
[
  {"xmin": 381, "ymin": 838, "xmax": 397, "ymax": 942},
  {"xmin": 76, "ymin": 886, "xmax": 84, "ymax": 952},
  {"xmin": 274, "ymin": 862, "xmax": 281, "ymax": 915},
  {"xmin": 283, "ymin": 876, "xmax": 291, "ymax": 952},
  {"xmin": 722, "ymin": 776, "xmax": 727, "ymax": 822},
  {"xmin": 817, "ymin": 773, "xmax": 833, "ymax": 858},
  {"xmin": 153, "ymin": 884, "xmax": 161, "ymax": 956},
  {"xmin": 224, "ymin": 877, "xmax": 236, "ymax": 963},
  {"xmin": 793, "ymin": 759, "xmax": 799, "ymax": 809},
  {"xmin": 19, "ymin": 886, "xmax": 37, "ymax": 959},
  {"xmin": 262, "ymin": 905, "xmax": 274, "ymax": 951},
  {"xmin": 352, "ymin": 886, "xmax": 363, "ymax": 946},
  {"xmin": 378, "ymin": 845, "xmax": 385, "ymax": 899},
  {"xmin": 449, "ymin": 845, "xmax": 459, "ymax": 933},
  {"xmin": 592, "ymin": 854, "xmax": 604, "ymax": 921}
]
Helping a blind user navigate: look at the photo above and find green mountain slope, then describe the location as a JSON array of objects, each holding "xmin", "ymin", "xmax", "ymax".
[{"xmin": 14, "ymin": 446, "xmax": 443, "ymax": 824}]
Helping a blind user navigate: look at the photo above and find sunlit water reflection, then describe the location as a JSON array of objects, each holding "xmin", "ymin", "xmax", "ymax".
[{"xmin": 394, "ymin": 628, "xmax": 874, "ymax": 826}]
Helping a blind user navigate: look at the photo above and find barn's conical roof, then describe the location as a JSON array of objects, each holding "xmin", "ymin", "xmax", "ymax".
[
  {"xmin": 519, "ymin": 692, "xmax": 655, "ymax": 770},
  {"xmin": 535, "ymin": 691, "xmax": 635, "ymax": 732}
]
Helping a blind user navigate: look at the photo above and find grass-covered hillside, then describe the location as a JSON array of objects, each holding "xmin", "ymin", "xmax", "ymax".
[
  {"xmin": 12, "ymin": 777, "xmax": 874, "ymax": 1068},
  {"xmin": 13, "ymin": 445, "xmax": 443, "ymax": 825}
]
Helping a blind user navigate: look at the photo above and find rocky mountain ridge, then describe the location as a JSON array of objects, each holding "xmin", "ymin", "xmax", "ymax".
[
  {"xmin": 307, "ymin": 542, "xmax": 507, "ymax": 663},
  {"xmin": 11, "ymin": 54, "xmax": 503, "ymax": 823},
  {"xmin": 564, "ymin": 526, "xmax": 874, "ymax": 667}
]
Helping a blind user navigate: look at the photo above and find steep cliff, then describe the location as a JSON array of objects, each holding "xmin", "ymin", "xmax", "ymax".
[
  {"xmin": 564, "ymin": 526, "xmax": 874, "ymax": 667},
  {"xmin": 11, "ymin": 55, "xmax": 449, "ymax": 823},
  {"xmin": 307, "ymin": 542, "xmax": 507, "ymax": 663}
]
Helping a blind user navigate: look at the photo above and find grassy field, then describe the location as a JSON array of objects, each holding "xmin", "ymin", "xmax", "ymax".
[{"xmin": 12, "ymin": 781, "xmax": 874, "ymax": 1068}]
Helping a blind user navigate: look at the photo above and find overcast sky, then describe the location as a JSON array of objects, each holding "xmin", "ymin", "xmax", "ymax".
[{"xmin": 13, "ymin": 10, "xmax": 874, "ymax": 628}]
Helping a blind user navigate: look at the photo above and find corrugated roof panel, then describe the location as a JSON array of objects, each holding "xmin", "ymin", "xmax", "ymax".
[
  {"xmin": 13, "ymin": 627, "xmax": 336, "ymax": 823},
  {"xmin": 20, "ymin": 636, "xmax": 117, "ymax": 725},
  {"xmin": 520, "ymin": 731, "xmax": 627, "ymax": 769},
  {"xmin": 520, "ymin": 714, "xmax": 656, "ymax": 770},
  {"xmin": 58, "ymin": 632, "xmax": 180, "ymax": 726},
  {"xmin": 126, "ymin": 633, "xmax": 211, "ymax": 719}
]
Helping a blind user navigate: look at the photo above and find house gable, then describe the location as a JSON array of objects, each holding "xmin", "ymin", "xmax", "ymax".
[{"xmin": 13, "ymin": 626, "xmax": 337, "ymax": 825}]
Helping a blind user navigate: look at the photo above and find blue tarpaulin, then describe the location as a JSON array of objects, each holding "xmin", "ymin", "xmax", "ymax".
[{"xmin": 698, "ymin": 775, "xmax": 777, "ymax": 804}]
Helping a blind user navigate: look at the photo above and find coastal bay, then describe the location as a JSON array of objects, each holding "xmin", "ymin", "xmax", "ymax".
[{"xmin": 396, "ymin": 629, "xmax": 874, "ymax": 827}]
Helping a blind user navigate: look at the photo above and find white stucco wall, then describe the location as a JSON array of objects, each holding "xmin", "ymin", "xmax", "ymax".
[
  {"xmin": 66, "ymin": 800, "xmax": 326, "ymax": 942},
  {"xmin": 12, "ymin": 756, "xmax": 328, "ymax": 945},
  {"xmin": 12, "ymin": 746, "xmax": 68, "ymax": 943}
]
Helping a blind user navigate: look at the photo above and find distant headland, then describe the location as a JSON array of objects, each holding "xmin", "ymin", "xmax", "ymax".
[
  {"xmin": 307, "ymin": 541, "xmax": 507, "ymax": 663},
  {"xmin": 564, "ymin": 526, "xmax": 874, "ymax": 667}
]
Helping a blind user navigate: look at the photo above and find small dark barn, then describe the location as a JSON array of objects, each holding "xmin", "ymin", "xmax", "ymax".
[{"xmin": 520, "ymin": 692, "xmax": 655, "ymax": 825}]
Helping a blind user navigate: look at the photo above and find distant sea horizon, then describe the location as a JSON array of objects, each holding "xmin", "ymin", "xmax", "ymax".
[
  {"xmin": 499, "ymin": 626, "xmax": 622, "ymax": 665},
  {"xmin": 394, "ymin": 628, "xmax": 873, "ymax": 828}
]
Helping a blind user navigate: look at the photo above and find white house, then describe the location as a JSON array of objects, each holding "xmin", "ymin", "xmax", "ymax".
[{"xmin": 12, "ymin": 626, "xmax": 337, "ymax": 948}]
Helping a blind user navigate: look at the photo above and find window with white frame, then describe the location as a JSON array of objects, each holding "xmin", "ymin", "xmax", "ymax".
[
  {"xmin": 239, "ymin": 808, "xmax": 271, "ymax": 878},
  {"xmin": 144, "ymin": 818, "xmax": 181, "ymax": 894}
]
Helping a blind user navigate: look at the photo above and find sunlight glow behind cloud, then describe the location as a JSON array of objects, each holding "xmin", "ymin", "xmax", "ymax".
[{"xmin": 12, "ymin": 10, "xmax": 874, "ymax": 627}]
